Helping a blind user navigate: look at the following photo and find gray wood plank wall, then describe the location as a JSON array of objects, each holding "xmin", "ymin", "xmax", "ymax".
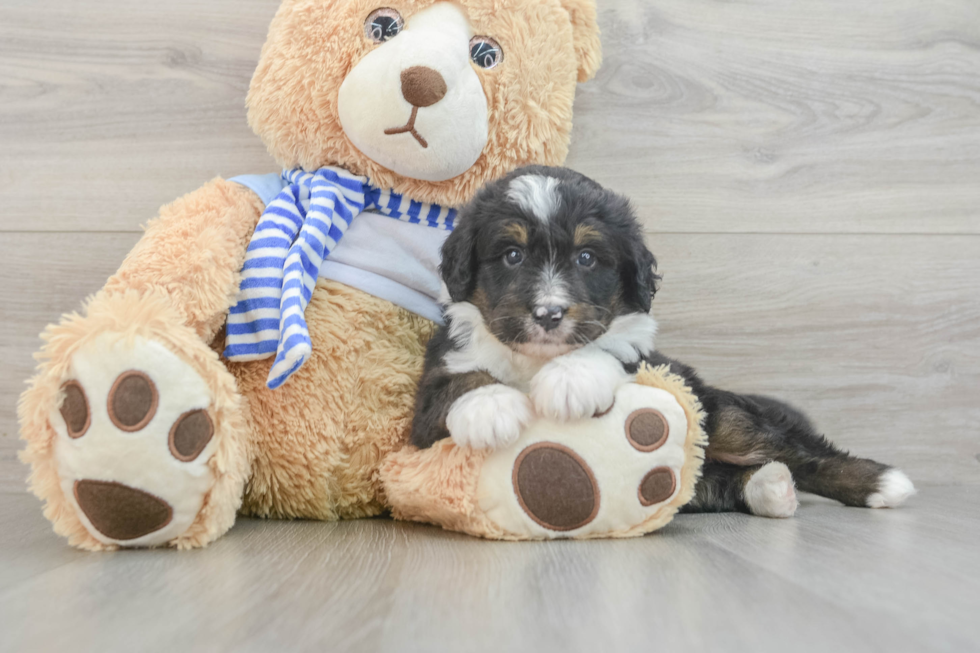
[{"xmin": 2, "ymin": 0, "xmax": 978, "ymax": 493}]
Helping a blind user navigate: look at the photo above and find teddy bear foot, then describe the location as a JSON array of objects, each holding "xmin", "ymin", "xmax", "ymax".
[
  {"xmin": 54, "ymin": 333, "xmax": 222, "ymax": 547},
  {"xmin": 476, "ymin": 382, "xmax": 693, "ymax": 538},
  {"xmin": 21, "ymin": 291, "xmax": 250, "ymax": 549}
]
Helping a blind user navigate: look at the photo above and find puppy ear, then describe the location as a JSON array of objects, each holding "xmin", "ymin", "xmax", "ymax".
[
  {"xmin": 440, "ymin": 220, "xmax": 478, "ymax": 303},
  {"xmin": 622, "ymin": 239, "xmax": 660, "ymax": 314},
  {"xmin": 557, "ymin": 0, "xmax": 602, "ymax": 82}
]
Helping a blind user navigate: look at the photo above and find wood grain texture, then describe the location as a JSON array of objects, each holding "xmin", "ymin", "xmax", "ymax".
[
  {"xmin": 0, "ymin": 0, "xmax": 278, "ymax": 233},
  {"xmin": 0, "ymin": 233, "xmax": 142, "ymax": 492},
  {"xmin": 572, "ymin": 0, "xmax": 980, "ymax": 233},
  {"xmin": 2, "ymin": 487, "xmax": 978, "ymax": 652},
  {"xmin": 1, "ymin": 0, "xmax": 979, "ymax": 234},
  {"xmin": 651, "ymin": 233, "xmax": 980, "ymax": 486}
]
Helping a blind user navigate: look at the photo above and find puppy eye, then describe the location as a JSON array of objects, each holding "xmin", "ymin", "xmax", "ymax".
[
  {"xmin": 365, "ymin": 8, "xmax": 404, "ymax": 43},
  {"xmin": 576, "ymin": 250, "xmax": 596, "ymax": 268},
  {"xmin": 470, "ymin": 36, "xmax": 503, "ymax": 69},
  {"xmin": 503, "ymin": 247, "xmax": 524, "ymax": 267}
]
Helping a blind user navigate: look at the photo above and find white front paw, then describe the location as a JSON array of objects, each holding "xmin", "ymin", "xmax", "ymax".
[
  {"xmin": 447, "ymin": 384, "xmax": 533, "ymax": 450},
  {"xmin": 530, "ymin": 349, "xmax": 628, "ymax": 422}
]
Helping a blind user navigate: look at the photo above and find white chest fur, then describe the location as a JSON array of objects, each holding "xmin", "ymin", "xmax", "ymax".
[{"xmin": 443, "ymin": 302, "xmax": 658, "ymax": 392}]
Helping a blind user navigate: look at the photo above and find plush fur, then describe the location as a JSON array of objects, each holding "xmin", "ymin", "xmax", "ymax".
[
  {"xmin": 18, "ymin": 287, "xmax": 252, "ymax": 551},
  {"xmin": 18, "ymin": 0, "xmax": 604, "ymax": 549},
  {"xmin": 229, "ymin": 280, "xmax": 436, "ymax": 520}
]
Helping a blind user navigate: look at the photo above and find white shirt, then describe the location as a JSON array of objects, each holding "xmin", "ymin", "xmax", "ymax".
[{"xmin": 230, "ymin": 173, "xmax": 448, "ymax": 324}]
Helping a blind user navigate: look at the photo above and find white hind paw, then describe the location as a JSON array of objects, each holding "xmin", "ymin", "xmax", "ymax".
[
  {"xmin": 867, "ymin": 469, "xmax": 916, "ymax": 508},
  {"xmin": 745, "ymin": 462, "xmax": 799, "ymax": 518}
]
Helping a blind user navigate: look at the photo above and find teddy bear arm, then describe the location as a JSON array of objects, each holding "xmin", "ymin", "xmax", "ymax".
[{"xmin": 102, "ymin": 178, "xmax": 265, "ymax": 342}]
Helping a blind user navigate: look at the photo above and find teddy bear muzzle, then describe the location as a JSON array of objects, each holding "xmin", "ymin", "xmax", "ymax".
[{"xmin": 337, "ymin": 2, "xmax": 489, "ymax": 182}]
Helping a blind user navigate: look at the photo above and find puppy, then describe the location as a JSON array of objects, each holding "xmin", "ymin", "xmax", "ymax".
[{"xmin": 411, "ymin": 166, "xmax": 915, "ymax": 516}]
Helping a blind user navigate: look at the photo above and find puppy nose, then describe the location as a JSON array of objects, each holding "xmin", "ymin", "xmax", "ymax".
[
  {"xmin": 400, "ymin": 66, "xmax": 447, "ymax": 108},
  {"xmin": 533, "ymin": 305, "xmax": 565, "ymax": 331}
]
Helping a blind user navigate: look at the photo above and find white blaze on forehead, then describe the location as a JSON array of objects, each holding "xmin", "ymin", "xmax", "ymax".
[{"xmin": 506, "ymin": 174, "xmax": 561, "ymax": 223}]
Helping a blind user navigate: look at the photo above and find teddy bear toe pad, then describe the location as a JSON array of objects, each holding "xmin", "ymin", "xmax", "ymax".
[
  {"xmin": 478, "ymin": 384, "xmax": 689, "ymax": 539},
  {"xmin": 513, "ymin": 443, "xmax": 599, "ymax": 531},
  {"xmin": 73, "ymin": 479, "xmax": 174, "ymax": 541},
  {"xmin": 51, "ymin": 334, "xmax": 216, "ymax": 547}
]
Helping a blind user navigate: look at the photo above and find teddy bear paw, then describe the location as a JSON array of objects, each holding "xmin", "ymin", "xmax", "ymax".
[
  {"xmin": 51, "ymin": 333, "xmax": 218, "ymax": 547},
  {"xmin": 476, "ymin": 383, "xmax": 691, "ymax": 538},
  {"xmin": 447, "ymin": 384, "xmax": 533, "ymax": 450}
]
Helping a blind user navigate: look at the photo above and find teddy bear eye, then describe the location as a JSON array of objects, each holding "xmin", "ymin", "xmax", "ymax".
[
  {"xmin": 365, "ymin": 8, "xmax": 404, "ymax": 43},
  {"xmin": 469, "ymin": 36, "xmax": 503, "ymax": 69}
]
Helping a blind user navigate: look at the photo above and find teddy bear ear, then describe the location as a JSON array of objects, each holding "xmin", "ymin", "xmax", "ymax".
[{"xmin": 558, "ymin": 0, "xmax": 602, "ymax": 82}]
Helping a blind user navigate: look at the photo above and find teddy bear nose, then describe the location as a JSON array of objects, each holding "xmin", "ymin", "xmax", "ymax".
[{"xmin": 400, "ymin": 66, "xmax": 448, "ymax": 108}]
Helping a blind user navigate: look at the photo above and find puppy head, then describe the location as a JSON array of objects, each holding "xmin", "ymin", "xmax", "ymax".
[{"xmin": 442, "ymin": 166, "xmax": 659, "ymax": 357}]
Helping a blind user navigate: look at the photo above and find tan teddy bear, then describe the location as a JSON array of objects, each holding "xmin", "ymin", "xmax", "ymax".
[{"xmin": 19, "ymin": 0, "xmax": 705, "ymax": 550}]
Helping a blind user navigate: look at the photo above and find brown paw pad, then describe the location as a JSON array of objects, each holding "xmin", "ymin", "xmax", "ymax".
[
  {"xmin": 59, "ymin": 381, "xmax": 91, "ymax": 439},
  {"xmin": 638, "ymin": 467, "xmax": 676, "ymax": 507},
  {"xmin": 169, "ymin": 409, "xmax": 214, "ymax": 462},
  {"xmin": 73, "ymin": 479, "xmax": 173, "ymax": 540},
  {"xmin": 625, "ymin": 408, "xmax": 669, "ymax": 452},
  {"xmin": 108, "ymin": 371, "xmax": 159, "ymax": 432},
  {"xmin": 513, "ymin": 442, "xmax": 600, "ymax": 532}
]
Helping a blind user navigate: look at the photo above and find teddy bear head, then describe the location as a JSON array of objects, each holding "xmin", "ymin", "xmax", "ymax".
[{"xmin": 246, "ymin": 0, "xmax": 601, "ymax": 206}]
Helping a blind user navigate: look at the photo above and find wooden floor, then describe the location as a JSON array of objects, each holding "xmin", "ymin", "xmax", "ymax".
[
  {"xmin": 2, "ymin": 487, "xmax": 978, "ymax": 652},
  {"xmin": 1, "ymin": 0, "xmax": 980, "ymax": 650}
]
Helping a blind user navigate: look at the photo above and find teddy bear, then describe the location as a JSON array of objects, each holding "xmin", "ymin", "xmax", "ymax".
[{"xmin": 18, "ymin": 0, "xmax": 705, "ymax": 549}]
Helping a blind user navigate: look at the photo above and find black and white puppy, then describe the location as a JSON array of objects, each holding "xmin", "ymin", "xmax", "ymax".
[{"xmin": 411, "ymin": 166, "xmax": 915, "ymax": 517}]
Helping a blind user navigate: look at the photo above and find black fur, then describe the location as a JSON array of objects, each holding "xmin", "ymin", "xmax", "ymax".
[
  {"xmin": 410, "ymin": 328, "xmax": 491, "ymax": 449},
  {"xmin": 439, "ymin": 165, "xmax": 660, "ymax": 349},
  {"xmin": 412, "ymin": 165, "xmax": 898, "ymax": 512},
  {"xmin": 644, "ymin": 352, "xmax": 893, "ymax": 511}
]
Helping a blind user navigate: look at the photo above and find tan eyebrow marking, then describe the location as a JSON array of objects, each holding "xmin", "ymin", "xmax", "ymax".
[
  {"xmin": 574, "ymin": 224, "xmax": 603, "ymax": 247},
  {"xmin": 502, "ymin": 222, "xmax": 528, "ymax": 245}
]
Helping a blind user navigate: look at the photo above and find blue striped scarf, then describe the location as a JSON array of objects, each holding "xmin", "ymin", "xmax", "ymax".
[{"xmin": 224, "ymin": 167, "xmax": 457, "ymax": 389}]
